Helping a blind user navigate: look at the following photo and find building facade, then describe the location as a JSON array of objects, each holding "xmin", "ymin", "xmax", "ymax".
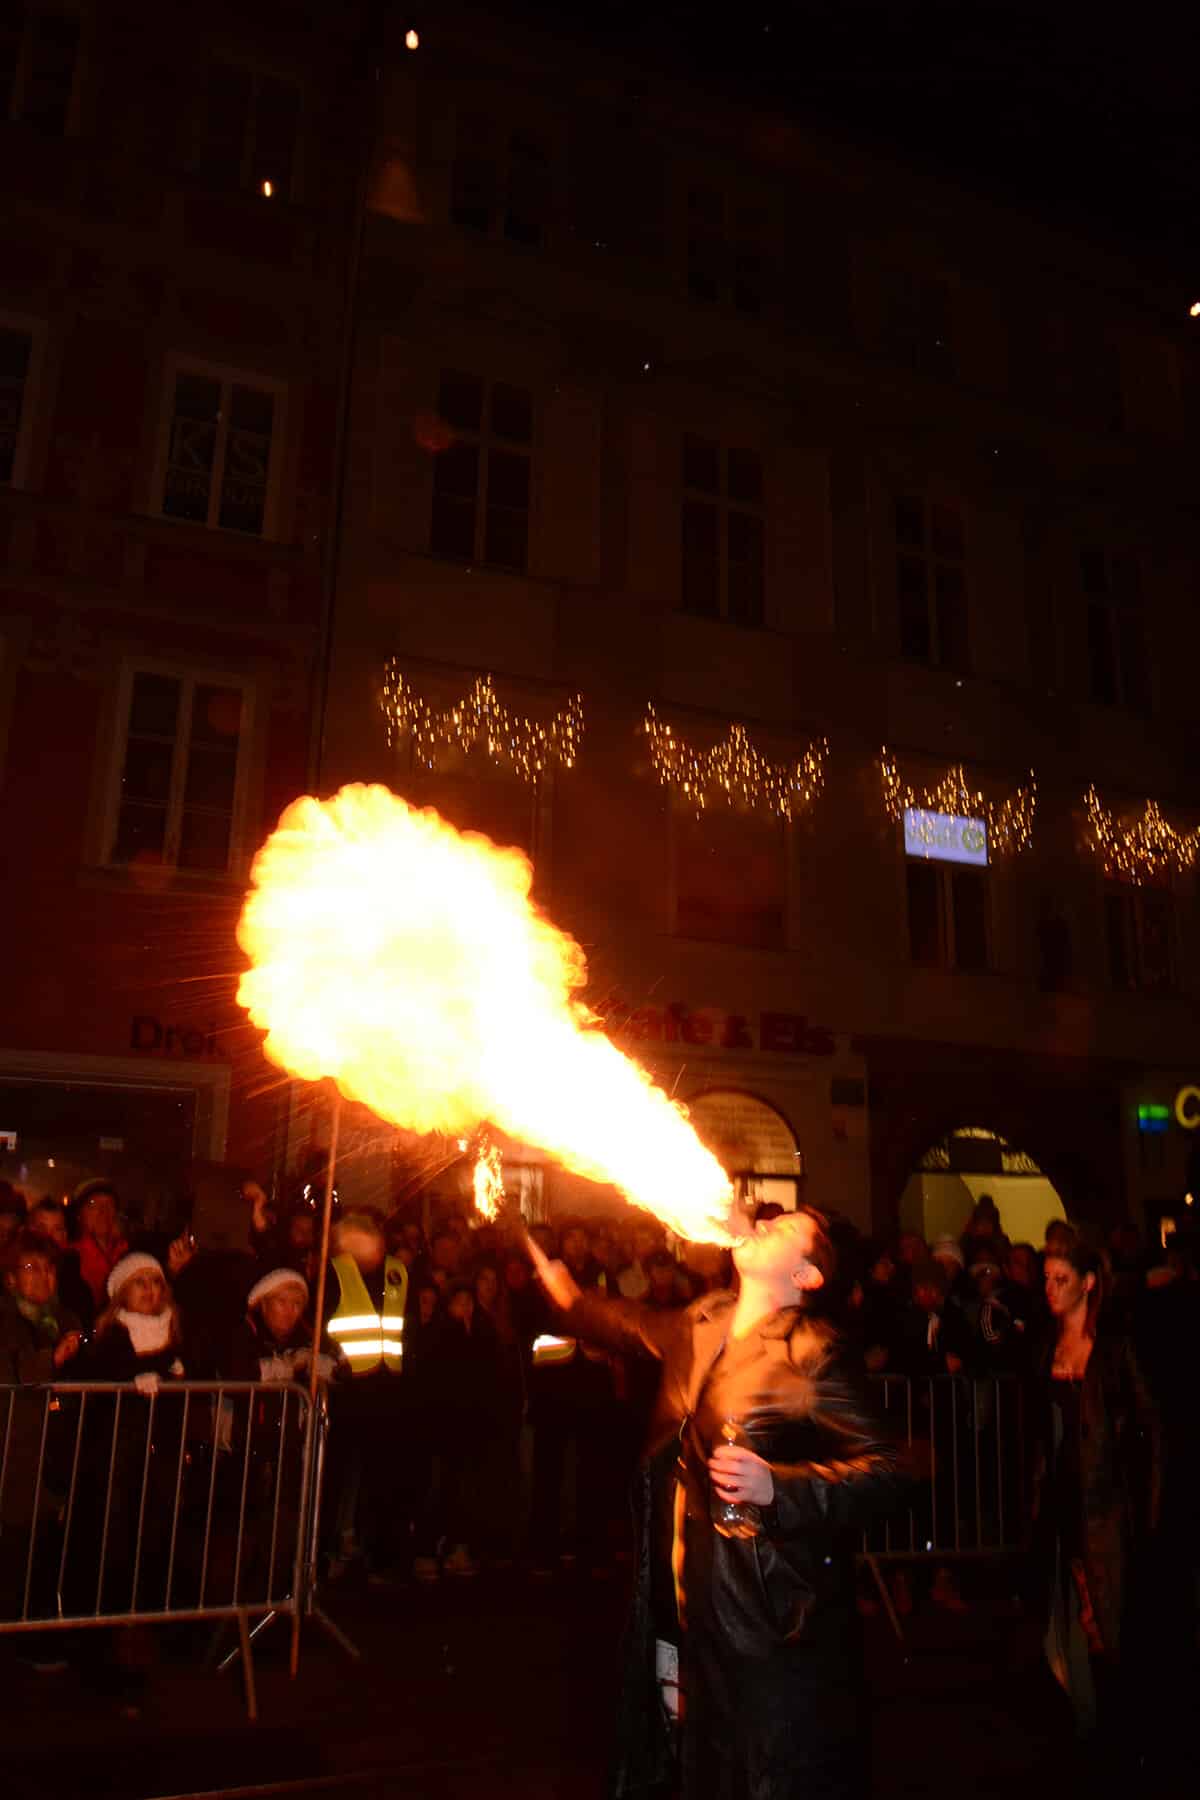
[
  {"xmin": 317, "ymin": 5, "xmax": 1200, "ymax": 1240},
  {"xmin": 0, "ymin": 0, "xmax": 362, "ymax": 1231}
]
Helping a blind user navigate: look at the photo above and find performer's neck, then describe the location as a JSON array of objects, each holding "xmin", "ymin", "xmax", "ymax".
[{"xmin": 730, "ymin": 1280, "xmax": 800, "ymax": 1340}]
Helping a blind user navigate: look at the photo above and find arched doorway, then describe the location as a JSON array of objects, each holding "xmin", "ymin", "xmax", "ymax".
[
  {"xmin": 688, "ymin": 1089, "xmax": 803, "ymax": 1212},
  {"xmin": 900, "ymin": 1125, "xmax": 1068, "ymax": 1247}
]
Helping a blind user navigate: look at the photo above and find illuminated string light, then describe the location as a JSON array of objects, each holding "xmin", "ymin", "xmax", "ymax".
[
  {"xmin": 381, "ymin": 663, "xmax": 583, "ymax": 784},
  {"xmin": 261, "ymin": 179, "xmax": 273, "ymax": 198},
  {"xmin": 880, "ymin": 748, "xmax": 1037, "ymax": 854},
  {"xmin": 645, "ymin": 705, "xmax": 827, "ymax": 821},
  {"xmin": 1081, "ymin": 786, "xmax": 1200, "ymax": 884},
  {"xmin": 405, "ymin": 27, "xmax": 420, "ymax": 50}
]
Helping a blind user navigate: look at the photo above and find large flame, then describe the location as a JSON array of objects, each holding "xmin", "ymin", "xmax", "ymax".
[
  {"xmin": 237, "ymin": 786, "xmax": 736, "ymax": 1243},
  {"xmin": 472, "ymin": 1138, "xmax": 505, "ymax": 1221}
]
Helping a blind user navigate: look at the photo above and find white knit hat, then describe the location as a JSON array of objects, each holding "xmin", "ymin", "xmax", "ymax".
[
  {"xmin": 107, "ymin": 1252, "xmax": 164, "ymax": 1300},
  {"xmin": 247, "ymin": 1267, "xmax": 309, "ymax": 1310}
]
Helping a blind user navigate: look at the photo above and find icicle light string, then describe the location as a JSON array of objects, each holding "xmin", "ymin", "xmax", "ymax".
[
  {"xmin": 880, "ymin": 748, "xmax": 1037, "ymax": 855},
  {"xmin": 645, "ymin": 705, "xmax": 827, "ymax": 821},
  {"xmin": 1082, "ymin": 786, "xmax": 1200, "ymax": 884},
  {"xmin": 381, "ymin": 664, "xmax": 583, "ymax": 785}
]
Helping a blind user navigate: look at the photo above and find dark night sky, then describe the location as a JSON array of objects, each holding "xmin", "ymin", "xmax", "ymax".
[{"xmin": 497, "ymin": 0, "xmax": 1199, "ymax": 287}]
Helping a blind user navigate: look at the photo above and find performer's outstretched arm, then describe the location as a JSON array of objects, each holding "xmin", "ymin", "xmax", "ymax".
[
  {"xmin": 527, "ymin": 1232, "xmax": 685, "ymax": 1363},
  {"xmin": 761, "ymin": 1357, "xmax": 910, "ymax": 1532}
]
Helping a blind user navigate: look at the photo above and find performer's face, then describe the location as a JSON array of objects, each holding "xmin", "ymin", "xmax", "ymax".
[{"xmin": 732, "ymin": 1213, "xmax": 822, "ymax": 1293}]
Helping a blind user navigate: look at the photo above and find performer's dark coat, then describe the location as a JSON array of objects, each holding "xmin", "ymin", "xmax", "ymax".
[
  {"xmin": 1025, "ymin": 1331, "xmax": 1162, "ymax": 1657},
  {"xmin": 564, "ymin": 1287, "xmax": 908, "ymax": 1800}
]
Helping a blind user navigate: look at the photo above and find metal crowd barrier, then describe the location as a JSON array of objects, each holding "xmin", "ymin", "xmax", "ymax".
[
  {"xmin": 0, "ymin": 1380, "xmax": 319, "ymax": 1716},
  {"xmin": 857, "ymin": 1373, "xmax": 1027, "ymax": 1646},
  {"xmin": 863, "ymin": 1372, "xmax": 1026, "ymax": 1559}
]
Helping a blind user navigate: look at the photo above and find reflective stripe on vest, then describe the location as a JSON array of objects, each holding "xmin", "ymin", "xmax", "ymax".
[
  {"xmin": 330, "ymin": 1254, "xmax": 407, "ymax": 1373},
  {"xmin": 532, "ymin": 1333, "xmax": 576, "ymax": 1366}
]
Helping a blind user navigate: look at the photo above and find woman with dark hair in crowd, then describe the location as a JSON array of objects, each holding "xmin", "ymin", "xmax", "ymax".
[
  {"xmin": 0, "ymin": 1232, "xmax": 84, "ymax": 1655},
  {"xmin": 27, "ymin": 1197, "xmax": 95, "ymax": 1328},
  {"xmin": 1030, "ymin": 1239, "xmax": 1161, "ymax": 1753},
  {"xmin": 69, "ymin": 1182, "xmax": 130, "ymax": 1317}
]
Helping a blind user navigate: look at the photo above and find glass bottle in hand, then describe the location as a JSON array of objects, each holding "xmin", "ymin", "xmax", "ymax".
[{"xmin": 710, "ymin": 1417, "xmax": 762, "ymax": 1538}]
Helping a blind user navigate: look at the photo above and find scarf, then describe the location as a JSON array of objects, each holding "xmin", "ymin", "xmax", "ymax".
[
  {"xmin": 117, "ymin": 1308, "xmax": 174, "ymax": 1356},
  {"xmin": 77, "ymin": 1233, "xmax": 129, "ymax": 1308},
  {"xmin": 16, "ymin": 1296, "xmax": 61, "ymax": 1343}
]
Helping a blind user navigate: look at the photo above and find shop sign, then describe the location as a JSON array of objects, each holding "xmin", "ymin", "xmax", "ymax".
[
  {"xmin": 130, "ymin": 1015, "xmax": 226, "ymax": 1060},
  {"xmin": 1175, "ymin": 1086, "xmax": 1200, "ymax": 1129},
  {"xmin": 904, "ymin": 807, "xmax": 988, "ymax": 867},
  {"xmin": 593, "ymin": 995, "xmax": 836, "ymax": 1057}
]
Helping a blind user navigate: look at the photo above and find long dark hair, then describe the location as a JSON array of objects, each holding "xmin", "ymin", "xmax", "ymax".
[{"xmin": 1049, "ymin": 1240, "xmax": 1107, "ymax": 1339}]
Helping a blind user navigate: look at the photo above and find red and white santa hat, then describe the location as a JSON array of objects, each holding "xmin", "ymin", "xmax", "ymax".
[
  {"xmin": 247, "ymin": 1268, "xmax": 309, "ymax": 1310},
  {"xmin": 106, "ymin": 1252, "xmax": 164, "ymax": 1300}
]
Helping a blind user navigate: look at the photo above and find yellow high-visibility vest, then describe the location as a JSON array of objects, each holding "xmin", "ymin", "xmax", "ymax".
[{"xmin": 328, "ymin": 1254, "xmax": 407, "ymax": 1374}]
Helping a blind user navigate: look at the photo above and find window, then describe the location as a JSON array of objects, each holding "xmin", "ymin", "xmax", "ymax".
[
  {"xmin": 157, "ymin": 364, "xmax": 281, "ymax": 537},
  {"xmin": 686, "ymin": 186, "xmax": 767, "ymax": 314},
  {"xmin": 1081, "ymin": 549, "xmax": 1148, "ymax": 710},
  {"xmin": 193, "ymin": 61, "xmax": 300, "ymax": 199},
  {"xmin": 881, "ymin": 271, "xmax": 955, "ymax": 380},
  {"xmin": 430, "ymin": 369, "xmax": 532, "ymax": 570},
  {"xmin": 2, "ymin": 6, "xmax": 81, "ymax": 133},
  {"xmin": 1036, "ymin": 905, "xmax": 1074, "ymax": 994},
  {"xmin": 906, "ymin": 860, "xmax": 989, "ymax": 971},
  {"xmin": 0, "ymin": 321, "xmax": 36, "ymax": 485},
  {"xmin": 450, "ymin": 114, "xmax": 553, "ymax": 247},
  {"xmin": 109, "ymin": 669, "xmax": 250, "ymax": 875},
  {"xmin": 571, "ymin": 122, "xmax": 663, "ymax": 262},
  {"xmin": 895, "ymin": 496, "xmax": 969, "ymax": 669},
  {"xmin": 675, "ymin": 809, "xmax": 786, "ymax": 949},
  {"xmin": 682, "ymin": 436, "xmax": 765, "ymax": 626},
  {"xmin": 1105, "ymin": 886, "xmax": 1173, "ymax": 991},
  {"xmin": 407, "ymin": 767, "xmax": 535, "ymax": 859}
]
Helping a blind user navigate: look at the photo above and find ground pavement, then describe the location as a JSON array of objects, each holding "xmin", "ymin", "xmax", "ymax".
[{"xmin": 0, "ymin": 1561, "xmax": 1181, "ymax": 1800}]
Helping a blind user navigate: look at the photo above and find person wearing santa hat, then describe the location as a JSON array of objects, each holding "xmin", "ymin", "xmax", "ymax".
[
  {"xmin": 229, "ymin": 1268, "xmax": 342, "ymax": 1386},
  {"xmin": 83, "ymin": 1252, "xmax": 186, "ymax": 1386}
]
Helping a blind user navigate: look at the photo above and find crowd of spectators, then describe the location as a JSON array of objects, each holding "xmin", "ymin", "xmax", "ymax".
[{"xmin": 1, "ymin": 1171, "xmax": 1196, "ymax": 1690}]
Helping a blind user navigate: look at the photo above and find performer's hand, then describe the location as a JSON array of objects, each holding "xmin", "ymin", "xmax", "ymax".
[
  {"xmin": 708, "ymin": 1443, "xmax": 774, "ymax": 1506},
  {"xmin": 525, "ymin": 1233, "xmax": 581, "ymax": 1311}
]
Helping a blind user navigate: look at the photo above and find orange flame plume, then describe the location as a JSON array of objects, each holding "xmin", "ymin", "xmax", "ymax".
[
  {"xmin": 472, "ymin": 1137, "xmax": 505, "ymax": 1221},
  {"xmin": 236, "ymin": 786, "xmax": 736, "ymax": 1243}
]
